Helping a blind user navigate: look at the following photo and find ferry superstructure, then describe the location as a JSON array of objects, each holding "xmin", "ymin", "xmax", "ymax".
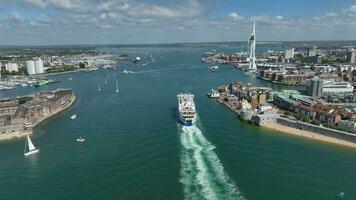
[{"xmin": 177, "ymin": 93, "xmax": 197, "ymax": 126}]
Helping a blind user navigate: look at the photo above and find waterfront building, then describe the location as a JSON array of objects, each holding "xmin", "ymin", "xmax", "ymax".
[
  {"xmin": 252, "ymin": 113, "xmax": 279, "ymax": 126},
  {"xmin": 273, "ymin": 90, "xmax": 343, "ymax": 124},
  {"xmin": 239, "ymin": 99, "xmax": 252, "ymax": 110},
  {"xmin": 5, "ymin": 63, "xmax": 19, "ymax": 72},
  {"xmin": 306, "ymin": 77, "xmax": 323, "ymax": 97},
  {"xmin": 322, "ymin": 80, "xmax": 354, "ymax": 94},
  {"xmin": 259, "ymin": 103, "xmax": 273, "ymax": 112},
  {"xmin": 26, "ymin": 60, "xmax": 36, "ymax": 75},
  {"xmin": 248, "ymin": 19, "xmax": 257, "ymax": 70},
  {"xmin": 35, "ymin": 58, "xmax": 44, "ymax": 74},
  {"xmin": 285, "ymin": 48, "xmax": 294, "ymax": 59},
  {"xmin": 339, "ymin": 120, "xmax": 356, "ymax": 131},
  {"xmin": 346, "ymin": 51, "xmax": 355, "ymax": 64}
]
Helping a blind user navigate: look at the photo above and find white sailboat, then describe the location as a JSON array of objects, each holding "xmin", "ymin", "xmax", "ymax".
[
  {"xmin": 97, "ymin": 83, "xmax": 101, "ymax": 92},
  {"xmin": 115, "ymin": 80, "xmax": 119, "ymax": 93},
  {"xmin": 24, "ymin": 135, "xmax": 39, "ymax": 156}
]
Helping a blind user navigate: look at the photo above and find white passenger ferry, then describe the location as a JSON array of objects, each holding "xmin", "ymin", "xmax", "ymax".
[{"xmin": 177, "ymin": 93, "xmax": 197, "ymax": 126}]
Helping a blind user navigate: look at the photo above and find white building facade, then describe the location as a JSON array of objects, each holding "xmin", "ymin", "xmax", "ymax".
[
  {"xmin": 26, "ymin": 60, "xmax": 36, "ymax": 75},
  {"xmin": 322, "ymin": 80, "xmax": 354, "ymax": 94},
  {"xmin": 35, "ymin": 58, "xmax": 44, "ymax": 74},
  {"xmin": 285, "ymin": 48, "xmax": 294, "ymax": 59},
  {"xmin": 5, "ymin": 63, "xmax": 19, "ymax": 72}
]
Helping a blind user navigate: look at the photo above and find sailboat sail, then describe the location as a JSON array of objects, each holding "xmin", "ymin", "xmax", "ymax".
[
  {"xmin": 27, "ymin": 135, "xmax": 36, "ymax": 151},
  {"xmin": 116, "ymin": 80, "xmax": 119, "ymax": 92}
]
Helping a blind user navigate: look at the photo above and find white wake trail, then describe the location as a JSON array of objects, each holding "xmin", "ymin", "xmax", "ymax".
[{"xmin": 179, "ymin": 124, "xmax": 246, "ymax": 200}]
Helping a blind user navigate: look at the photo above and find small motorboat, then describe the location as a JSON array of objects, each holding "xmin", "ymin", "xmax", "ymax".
[
  {"xmin": 76, "ymin": 137, "xmax": 85, "ymax": 142},
  {"xmin": 70, "ymin": 114, "xmax": 77, "ymax": 120},
  {"xmin": 208, "ymin": 65, "xmax": 219, "ymax": 72}
]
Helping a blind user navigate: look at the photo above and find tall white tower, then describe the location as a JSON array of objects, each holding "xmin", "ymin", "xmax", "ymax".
[{"xmin": 248, "ymin": 19, "xmax": 257, "ymax": 70}]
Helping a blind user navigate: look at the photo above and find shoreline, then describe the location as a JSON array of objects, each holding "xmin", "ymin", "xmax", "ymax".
[
  {"xmin": 0, "ymin": 95, "xmax": 76, "ymax": 142},
  {"xmin": 213, "ymin": 96, "xmax": 356, "ymax": 149},
  {"xmin": 32, "ymin": 95, "xmax": 76, "ymax": 128},
  {"xmin": 263, "ymin": 123, "xmax": 356, "ymax": 149}
]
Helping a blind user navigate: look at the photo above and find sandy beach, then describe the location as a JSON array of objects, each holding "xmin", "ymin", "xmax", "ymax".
[
  {"xmin": 0, "ymin": 130, "xmax": 33, "ymax": 142},
  {"xmin": 264, "ymin": 123, "xmax": 356, "ymax": 149}
]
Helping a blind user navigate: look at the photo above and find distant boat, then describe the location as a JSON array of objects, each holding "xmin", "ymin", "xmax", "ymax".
[
  {"xmin": 122, "ymin": 69, "xmax": 134, "ymax": 74},
  {"xmin": 98, "ymin": 84, "xmax": 101, "ymax": 92},
  {"xmin": 133, "ymin": 57, "xmax": 141, "ymax": 63},
  {"xmin": 209, "ymin": 65, "xmax": 219, "ymax": 72},
  {"xmin": 70, "ymin": 114, "xmax": 77, "ymax": 120},
  {"xmin": 116, "ymin": 80, "xmax": 119, "ymax": 93},
  {"xmin": 104, "ymin": 80, "xmax": 108, "ymax": 84},
  {"xmin": 24, "ymin": 135, "xmax": 39, "ymax": 156},
  {"xmin": 142, "ymin": 63, "xmax": 148, "ymax": 66},
  {"xmin": 76, "ymin": 136, "xmax": 85, "ymax": 143}
]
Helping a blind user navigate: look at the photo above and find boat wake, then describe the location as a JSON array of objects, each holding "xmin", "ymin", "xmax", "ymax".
[{"xmin": 179, "ymin": 123, "xmax": 246, "ymax": 200}]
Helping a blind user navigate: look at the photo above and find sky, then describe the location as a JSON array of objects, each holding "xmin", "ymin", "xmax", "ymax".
[{"xmin": 0, "ymin": 0, "xmax": 356, "ymax": 45}]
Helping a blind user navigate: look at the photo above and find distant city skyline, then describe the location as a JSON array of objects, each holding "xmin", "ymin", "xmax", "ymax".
[{"xmin": 0, "ymin": 0, "xmax": 356, "ymax": 45}]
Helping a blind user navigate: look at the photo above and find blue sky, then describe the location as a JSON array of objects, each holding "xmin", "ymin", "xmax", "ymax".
[{"xmin": 0, "ymin": 0, "xmax": 356, "ymax": 45}]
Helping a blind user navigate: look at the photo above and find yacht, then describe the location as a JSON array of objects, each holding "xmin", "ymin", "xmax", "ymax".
[
  {"xmin": 208, "ymin": 89, "xmax": 220, "ymax": 98},
  {"xmin": 70, "ymin": 114, "xmax": 77, "ymax": 120},
  {"xmin": 122, "ymin": 69, "xmax": 134, "ymax": 74},
  {"xmin": 177, "ymin": 93, "xmax": 197, "ymax": 126},
  {"xmin": 24, "ymin": 135, "xmax": 39, "ymax": 156},
  {"xmin": 76, "ymin": 136, "xmax": 85, "ymax": 142},
  {"xmin": 133, "ymin": 57, "xmax": 141, "ymax": 63},
  {"xmin": 209, "ymin": 65, "xmax": 219, "ymax": 72}
]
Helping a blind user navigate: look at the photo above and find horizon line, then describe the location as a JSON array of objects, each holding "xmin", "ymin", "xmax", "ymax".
[{"xmin": 1, "ymin": 39, "xmax": 356, "ymax": 48}]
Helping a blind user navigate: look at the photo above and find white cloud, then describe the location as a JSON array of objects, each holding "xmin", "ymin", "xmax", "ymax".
[
  {"xmin": 1, "ymin": 1, "xmax": 356, "ymax": 44},
  {"xmin": 47, "ymin": 0, "xmax": 90, "ymax": 12},
  {"xmin": 228, "ymin": 12, "xmax": 243, "ymax": 21}
]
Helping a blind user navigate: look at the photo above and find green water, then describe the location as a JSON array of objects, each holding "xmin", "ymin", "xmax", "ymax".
[{"xmin": 0, "ymin": 47, "xmax": 355, "ymax": 200}]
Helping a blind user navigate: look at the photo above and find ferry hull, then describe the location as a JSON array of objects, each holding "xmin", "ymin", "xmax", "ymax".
[{"xmin": 178, "ymin": 115, "xmax": 196, "ymax": 126}]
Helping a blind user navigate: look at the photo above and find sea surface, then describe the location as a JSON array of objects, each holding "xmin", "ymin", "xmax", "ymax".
[{"xmin": 0, "ymin": 46, "xmax": 356, "ymax": 200}]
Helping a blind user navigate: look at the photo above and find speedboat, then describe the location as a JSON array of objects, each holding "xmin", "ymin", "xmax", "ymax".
[
  {"xmin": 76, "ymin": 136, "xmax": 85, "ymax": 142},
  {"xmin": 122, "ymin": 69, "xmax": 134, "ymax": 74},
  {"xmin": 70, "ymin": 114, "xmax": 77, "ymax": 120},
  {"xmin": 209, "ymin": 65, "xmax": 219, "ymax": 72}
]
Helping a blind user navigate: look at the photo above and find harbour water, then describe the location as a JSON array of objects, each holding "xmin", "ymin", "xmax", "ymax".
[{"xmin": 0, "ymin": 46, "xmax": 356, "ymax": 200}]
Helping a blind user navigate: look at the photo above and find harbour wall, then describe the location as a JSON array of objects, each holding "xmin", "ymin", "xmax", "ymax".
[{"xmin": 276, "ymin": 117, "xmax": 356, "ymax": 143}]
